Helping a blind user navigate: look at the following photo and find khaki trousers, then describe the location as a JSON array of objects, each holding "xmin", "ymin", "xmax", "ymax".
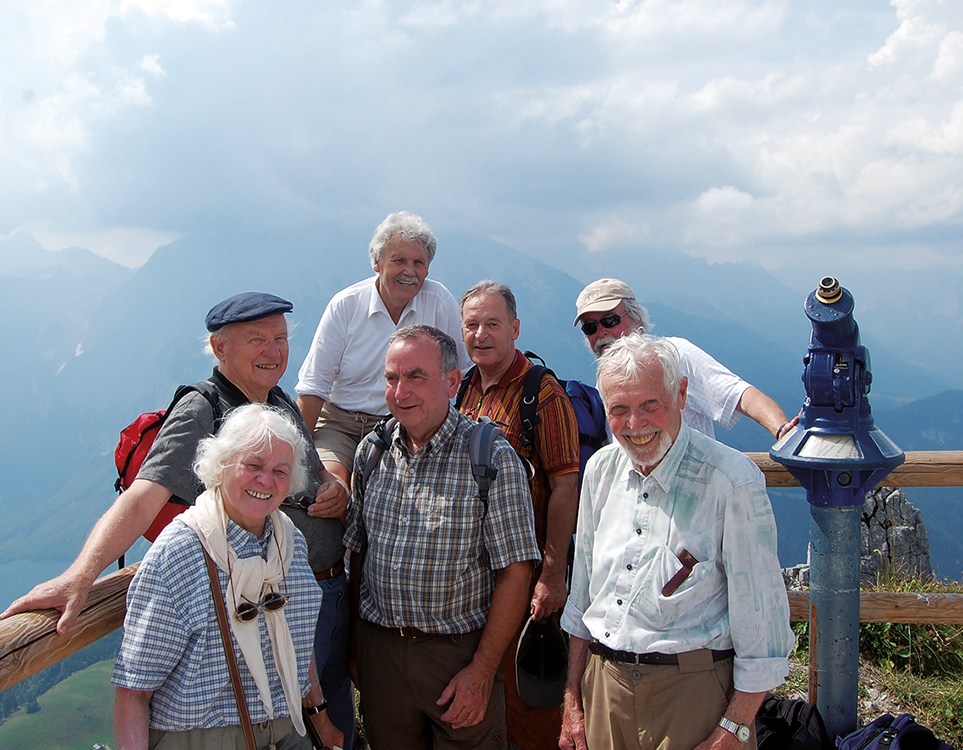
[
  {"xmin": 582, "ymin": 651, "xmax": 757, "ymax": 750},
  {"xmin": 148, "ymin": 716, "xmax": 310, "ymax": 750},
  {"xmin": 313, "ymin": 400, "xmax": 386, "ymax": 467}
]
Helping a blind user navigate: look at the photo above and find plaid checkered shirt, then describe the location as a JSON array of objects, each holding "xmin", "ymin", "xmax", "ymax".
[
  {"xmin": 345, "ymin": 406, "xmax": 541, "ymax": 633},
  {"xmin": 112, "ymin": 517, "xmax": 322, "ymax": 731}
]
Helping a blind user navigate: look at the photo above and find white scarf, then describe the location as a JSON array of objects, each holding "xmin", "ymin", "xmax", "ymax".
[{"xmin": 180, "ymin": 489, "xmax": 306, "ymax": 737}]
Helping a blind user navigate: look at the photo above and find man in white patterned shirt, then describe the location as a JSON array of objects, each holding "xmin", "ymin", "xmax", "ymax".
[
  {"xmin": 559, "ymin": 333, "xmax": 794, "ymax": 750},
  {"xmin": 345, "ymin": 325, "xmax": 541, "ymax": 750}
]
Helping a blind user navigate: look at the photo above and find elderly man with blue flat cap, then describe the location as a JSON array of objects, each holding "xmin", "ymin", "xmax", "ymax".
[{"xmin": 2, "ymin": 292, "xmax": 356, "ymax": 748}]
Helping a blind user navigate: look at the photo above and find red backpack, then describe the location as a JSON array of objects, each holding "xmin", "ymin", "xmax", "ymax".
[{"xmin": 114, "ymin": 382, "xmax": 222, "ymax": 542}]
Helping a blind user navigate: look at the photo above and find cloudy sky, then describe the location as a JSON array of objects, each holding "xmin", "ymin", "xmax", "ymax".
[{"xmin": 2, "ymin": 0, "xmax": 961, "ymax": 277}]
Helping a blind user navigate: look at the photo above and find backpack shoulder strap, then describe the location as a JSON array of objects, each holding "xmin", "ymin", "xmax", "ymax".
[
  {"xmin": 172, "ymin": 380, "xmax": 225, "ymax": 430},
  {"xmin": 468, "ymin": 418, "xmax": 502, "ymax": 512},
  {"xmin": 454, "ymin": 365, "xmax": 478, "ymax": 410},
  {"xmin": 520, "ymin": 351, "xmax": 559, "ymax": 450},
  {"xmin": 358, "ymin": 416, "xmax": 397, "ymax": 497}
]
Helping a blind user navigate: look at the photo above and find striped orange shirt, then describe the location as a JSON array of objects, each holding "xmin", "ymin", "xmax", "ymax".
[{"xmin": 458, "ymin": 350, "xmax": 579, "ymax": 549}]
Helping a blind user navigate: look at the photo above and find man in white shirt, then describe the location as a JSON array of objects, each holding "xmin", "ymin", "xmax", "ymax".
[
  {"xmin": 559, "ymin": 333, "xmax": 794, "ymax": 750},
  {"xmin": 296, "ymin": 211, "xmax": 470, "ymax": 485},
  {"xmin": 574, "ymin": 278, "xmax": 794, "ymax": 441}
]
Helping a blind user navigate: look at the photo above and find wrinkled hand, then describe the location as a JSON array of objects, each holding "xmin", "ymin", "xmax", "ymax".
[
  {"xmin": 693, "ymin": 726, "xmax": 744, "ymax": 750},
  {"xmin": 559, "ymin": 694, "xmax": 587, "ymax": 750},
  {"xmin": 310, "ymin": 708, "xmax": 345, "ymax": 750},
  {"xmin": 308, "ymin": 480, "xmax": 349, "ymax": 519},
  {"xmin": 0, "ymin": 572, "xmax": 91, "ymax": 635},
  {"xmin": 531, "ymin": 574, "xmax": 567, "ymax": 622},
  {"xmin": 436, "ymin": 659, "xmax": 495, "ymax": 729}
]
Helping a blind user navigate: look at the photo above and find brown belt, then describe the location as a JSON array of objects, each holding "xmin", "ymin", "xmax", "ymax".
[
  {"xmin": 374, "ymin": 622, "xmax": 435, "ymax": 638},
  {"xmin": 314, "ymin": 562, "xmax": 345, "ymax": 581},
  {"xmin": 589, "ymin": 641, "xmax": 735, "ymax": 666}
]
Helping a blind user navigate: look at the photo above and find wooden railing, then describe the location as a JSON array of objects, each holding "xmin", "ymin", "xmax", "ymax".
[{"xmin": 2, "ymin": 451, "xmax": 963, "ymax": 693}]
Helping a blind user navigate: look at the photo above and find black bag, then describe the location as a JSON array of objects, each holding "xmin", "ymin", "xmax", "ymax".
[
  {"xmin": 835, "ymin": 713, "xmax": 952, "ymax": 750},
  {"xmin": 756, "ymin": 695, "xmax": 830, "ymax": 750}
]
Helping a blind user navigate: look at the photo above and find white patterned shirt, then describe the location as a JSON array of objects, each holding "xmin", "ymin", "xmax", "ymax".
[
  {"xmin": 295, "ymin": 276, "xmax": 470, "ymax": 414},
  {"xmin": 561, "ymin": 422, "xmax": 794, "ymax": 693}
]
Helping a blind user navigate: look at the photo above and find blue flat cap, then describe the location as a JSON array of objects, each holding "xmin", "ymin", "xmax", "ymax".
[{"xmin": 205, "ymin": 292, "xmax": 294, "ymax": 332}]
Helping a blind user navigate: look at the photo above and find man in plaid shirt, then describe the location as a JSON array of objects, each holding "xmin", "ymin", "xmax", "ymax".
[{"xmin": 345, "ymin": 325, "xmax": 541, "ymax": 750}]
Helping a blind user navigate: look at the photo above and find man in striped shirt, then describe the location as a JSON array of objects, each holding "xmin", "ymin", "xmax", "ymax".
[{"xmin": 459, "ymin": 281, "xmax": 580, "ymax": 750}]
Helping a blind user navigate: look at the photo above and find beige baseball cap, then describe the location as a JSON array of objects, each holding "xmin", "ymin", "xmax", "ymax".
[{"xmin": 574, "ymin": 278, "xmax": 636, "ymax": 325}]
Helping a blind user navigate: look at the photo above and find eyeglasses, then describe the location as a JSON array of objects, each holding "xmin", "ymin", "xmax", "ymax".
[
  {"xmin": 580, "ymin": 313, "xmax": 623, "ymax": 336},
  {"xmin": 235, "ymin": 591, "xmax": 290, "ymax": 622},
  {"xmin": 281, "ymin": 497, "xmax": 313, "ymax": 511},
  {"xmin": 228, "ymin": 534, "xmax": 290, "ymax": 623}
]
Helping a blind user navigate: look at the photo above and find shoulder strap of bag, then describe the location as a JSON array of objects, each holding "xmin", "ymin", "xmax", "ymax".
[
  {"xmin": 454, "ymin": 365, "xmax": 478, "ymax": 410},
  {"xmin": 203, "ymin": 549, "xmax": 257, "ymax": 750},
  {"xmin": 468, "ymin": 418, "xmax": 501, "ymax": 512}
]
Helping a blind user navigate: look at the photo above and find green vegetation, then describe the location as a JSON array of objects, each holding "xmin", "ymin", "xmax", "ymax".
[
  {"xmin": 0, "ymin": 659, "xmax": 114, "ymax": 750},
  {"xmin": 784, "ymin": 574, "xmax": 963, "ymax": 748},
  {"xmin": 0, "ymin": 630, "xmax": 121, "ymax": 725}
]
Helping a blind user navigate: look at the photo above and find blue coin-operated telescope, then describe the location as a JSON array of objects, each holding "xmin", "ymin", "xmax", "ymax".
[{"xmin": 770, "ymin": 276, "xmax": 904, "ymax": 739}]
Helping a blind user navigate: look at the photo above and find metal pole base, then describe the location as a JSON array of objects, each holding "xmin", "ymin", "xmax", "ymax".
[{"xmin": 809, "ymin": 503, "xmax": 861, "ymax": 739}]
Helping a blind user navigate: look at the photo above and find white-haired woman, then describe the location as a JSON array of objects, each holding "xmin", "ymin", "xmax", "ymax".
[
  {"xmin": 113, "ymin": 403, "xmax": 344, "ymax": 750},
  {"xmin": 294, "ymin": 211, "xmax": 470, "ymax": 487}
]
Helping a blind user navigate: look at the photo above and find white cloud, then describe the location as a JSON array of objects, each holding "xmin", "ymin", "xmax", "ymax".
[
  {"xmin": 0, "ymin": 0, "xmax": 961, "ymax": 276},
  {"xmin": 137, "ymin": 54, "xmax": 167, "ymax": 79}
]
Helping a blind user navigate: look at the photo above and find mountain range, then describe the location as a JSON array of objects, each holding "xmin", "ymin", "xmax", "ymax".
[{"xmin": 1, "ymin": 226, "xmax": 961, "ymax": 601}]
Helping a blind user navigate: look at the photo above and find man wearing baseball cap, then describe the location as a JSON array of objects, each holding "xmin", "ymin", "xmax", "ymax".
[
  {"xmin": 574, "ymin": 279, "xmax": 793, "ymax": 440},
  {"xmin": 3, "ymin": 292, "xmax": 357, "ymax": 747}
]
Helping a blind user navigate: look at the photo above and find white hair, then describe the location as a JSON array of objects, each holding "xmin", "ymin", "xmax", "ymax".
[
  {"xmin": 194, "ymin": 403, "xmax": 310, "ymax": 494},
  {"xmin": 596, "ymin": 332, "xmax": 683, "ymax": 401}
]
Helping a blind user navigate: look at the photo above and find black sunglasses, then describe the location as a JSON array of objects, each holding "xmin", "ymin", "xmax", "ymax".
[
  {"xmin": 236, "ymin": 590, "xmax": 290, "ymax": 622},
  {"xmin": 229, "ymin": 534, "xmax": 290, "ymax": 623},
  {"xmin": 580, "ymin": 313, "xmax": 623, "ymax": 336}
]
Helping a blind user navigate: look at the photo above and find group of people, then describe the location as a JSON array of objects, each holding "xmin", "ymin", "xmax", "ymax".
[{"xmin": 1, "ymin": 210, "xmax": 796, "ymax": 750}]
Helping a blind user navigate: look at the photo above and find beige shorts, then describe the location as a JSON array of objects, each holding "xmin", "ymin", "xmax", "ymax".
[{"xmin": 313, "ymin": 400, "xmax": 387, "ymax": 468}]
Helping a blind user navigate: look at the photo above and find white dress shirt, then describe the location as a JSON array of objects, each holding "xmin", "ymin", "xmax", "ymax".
[
  {"xmin": 296, "ymin": 276, "xmax": 470, "ymax": 414},
  {"xmin": 561, "ymin": 422, "xmax": 793, "ymax": 693}
]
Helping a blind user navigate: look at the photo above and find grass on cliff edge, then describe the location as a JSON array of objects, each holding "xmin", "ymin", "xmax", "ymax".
[
  {"xmin": 0, "ymin": 659, "xmax": 114, "ymax": 750},
  {"xmin": 782, "ymin": 573, "xmax": 963, "ymax": 748}
]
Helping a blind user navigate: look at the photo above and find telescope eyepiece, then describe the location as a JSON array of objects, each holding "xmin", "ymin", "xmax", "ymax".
[{"xmin": 816, "ymin": 276, "xmax": 842, "ymax": 304}]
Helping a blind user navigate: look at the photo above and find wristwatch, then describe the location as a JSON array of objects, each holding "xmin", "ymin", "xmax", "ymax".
[
  {"xmin": 718, "ymin": 716, "xmax": 751, "ymax": 743},
  {"xmin": 304, "ymin": 700, "xmax": 329, "ymax": 716}
]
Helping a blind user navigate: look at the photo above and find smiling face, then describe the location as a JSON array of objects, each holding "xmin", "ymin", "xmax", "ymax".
[
  {"xmin": 373, "ymin": 235, "xmax": 430, "ymax": 319},
  {"xmin": 221, "ymin": 440, "xmax": 294, "ymax": 536},
  {"xmin": 600, "ymin": 361, "xmax": 687, "ymax": 475},
  {"xmin": 461, "ymin": 292, "xmax": 519, "ymax": 377},
  {"xmin": 384, "ymin": 333, "xmax": 461, "ymax": 452},
  {"xmin": 212, "ymin": 314, "xmax": 289, "ymax": 402},
  {"xmin": 579, "ymin": 301, "xmax": 638, "ymax": 358}
]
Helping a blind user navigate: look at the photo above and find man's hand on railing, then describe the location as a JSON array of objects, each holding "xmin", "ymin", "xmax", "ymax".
[{"xmin": 0, "ymin": 570, "xmax": 93, "ymax": 635}]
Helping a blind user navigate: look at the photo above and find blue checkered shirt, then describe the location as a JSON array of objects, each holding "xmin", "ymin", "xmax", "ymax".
[
  {"xmin": 112, "ymin": 517, "xmax": 323, "ymax": 731},
  {"xmin": 344, "ymin": 406, "xmax": 541, "ymax": 633}
]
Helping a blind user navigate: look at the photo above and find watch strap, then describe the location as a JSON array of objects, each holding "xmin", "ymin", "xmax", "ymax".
[
  {"xmin": 718, "ymin": 716, "xmax": 751, "ymax": 742},
  {"xmin": 304, "ymin": 700, "xmax": 329, "ymax": 716}
]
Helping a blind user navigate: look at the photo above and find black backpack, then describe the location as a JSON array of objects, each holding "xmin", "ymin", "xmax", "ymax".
[
  {"xmin": 755, "ymin": 695, "xmax": 830, "ymax": 750},
  {"xmin": 835, "ymin": 713, "xmax": 952, "ymax": 750}
]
